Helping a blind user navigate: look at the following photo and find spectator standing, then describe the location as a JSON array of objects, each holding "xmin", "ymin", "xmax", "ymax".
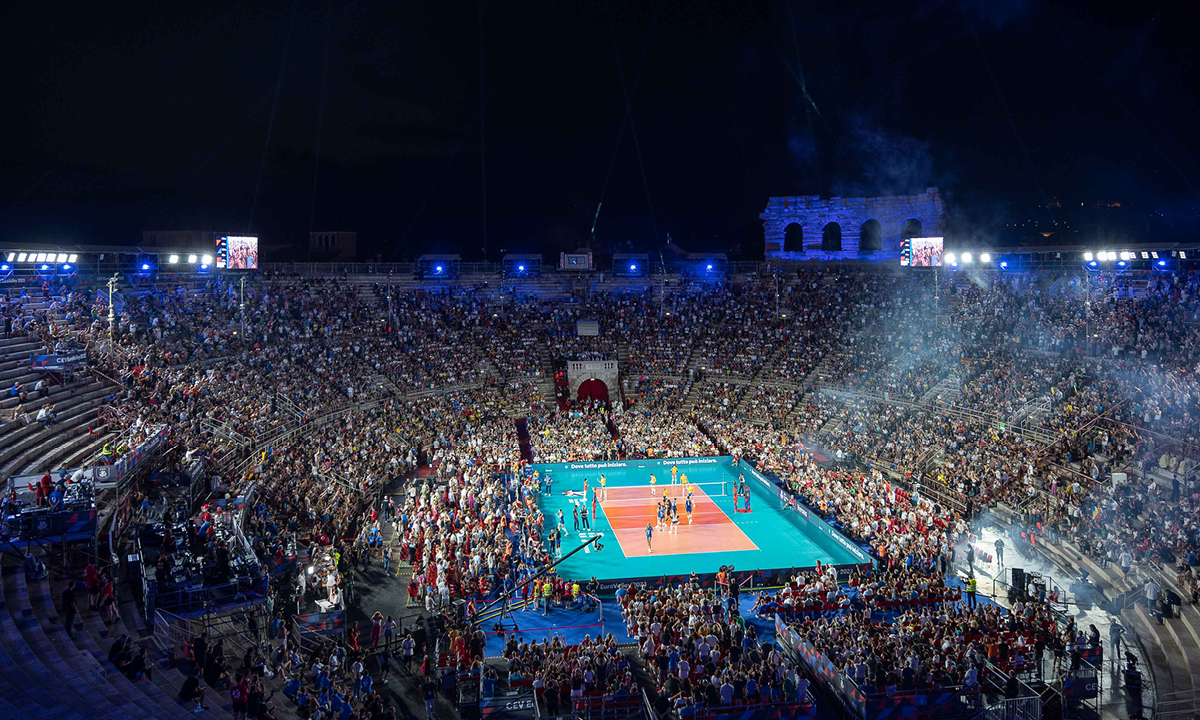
[{"xmin": 61, "ymin": 582, "xmax": 79, "ymax": 639}]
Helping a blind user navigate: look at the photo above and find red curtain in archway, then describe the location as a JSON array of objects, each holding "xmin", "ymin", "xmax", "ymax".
[{"xmin": 577, "ymin": 379, "xmax": 610, "ymax": 403}]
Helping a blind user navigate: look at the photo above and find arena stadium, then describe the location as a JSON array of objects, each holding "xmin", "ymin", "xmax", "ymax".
[
  {"xmin": 1, "ymin": 238, "xmax": 1197, "ymax": 720},
  {"xmin": 4, "ymin": 2, "xmax": 1199, "ymax": 720}
]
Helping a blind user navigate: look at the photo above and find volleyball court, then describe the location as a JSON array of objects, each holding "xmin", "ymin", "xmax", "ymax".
[{"xmin": 599, "ymin": 480, "xmax": 758, "ymax": 558}]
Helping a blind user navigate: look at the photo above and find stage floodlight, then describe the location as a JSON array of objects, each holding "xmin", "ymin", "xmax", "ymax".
[
  {"xmin": 1182, "ymin": 251, "xmax": 1188, "ymax": 259},
  {"xmin": 62, "ymin": 264, "xmax": 71, "ymax": 270},
  {"xmin": 169, "ymin": 255, "xmax": 179, "ymax": 264},
  {"xmin": 1088, "ymin": 261, "xmax": 1098, "ymax": 267},
  {"xmin": 435, "ymin": 265, "xmax": 443, "ymax": 273},
  {"xmin": 4, "ymin": 252, "xmax": 13, "ymax": 262},
  {"xmin": 518, "ymin": 264, "xmax": 525, "ymax": 271},
  {"xmin": 1151, "ymin": 251, "xmax": 1159, "ymax": 259},
  {"xmin": 201, "ymin": 254, "xmax": 213, "ymax": 265},
  {"xmin": 1117, "ymin": 260, "xmax": 1127, "ymax": 267},
  {"xmin": 56, "ymin": 253, "xmax": 67, "ymax": 263},
  {"xmin": 67, "ymin": 254, "xmax": 77, "ymax": 263},
  {"xmin": 999, "ymin": 261, "xmax": 1008, "ymax": 269},
  {"xmin": 944, "ymin": 253, "xmax": 956, "ymax": 264},
  {"xmin": 188, "ymin": 254, "xmax": 198, "ymax": 264},
  {"xmin": 39, "ymin": 264, "xmax": 48, "ymax": 270},
  {"xmin": 35, "ymin": 252, "xmax": 46, "ymax": 262},
  {"xmin": 980, "ymin": 253, "xmax": 992, "ymax": 263},
  {"xmin": 141, "ymin": 263, "xmax": 150, "ymax": 270},
  {"xmin": 200, "ymin": 263, "xmax": 209, "ymax": 270},
  {"xmin": 630, "ymin": 264, "xmax": 637, "ymax": 271},
  {"xmin": 0, "ymin": 264, "xmax": 8, "ymax": 271},
  {"xmin": 706, "ymin": 264, "xmax": 713, "ymax": 271},
  {"xmin": 17, "ymin": 253, "xmax": 27, "ymax": 262},
  {"xmin": 1158, "ymin": 260, "xmax": 1167, "ymax": 267},
  {"xmin": 961, "ymin": 252, "xmax": 973, "ymax": 263},
  {"xmin": 1083, "ymin": 252, "xmax": 1094, "ymax": 261},
  {"xmin": 1141, "ymin": 252, "xmax": 1149, "ymax": 259}
]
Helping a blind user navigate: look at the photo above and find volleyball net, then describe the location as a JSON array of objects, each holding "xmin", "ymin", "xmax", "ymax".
[{"xmin": 598, "ymin": 481, "xmax": 728, "ymax": 506}]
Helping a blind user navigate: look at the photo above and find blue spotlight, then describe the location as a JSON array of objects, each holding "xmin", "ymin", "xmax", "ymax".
[
  {"xmin": 518, "ymin": 265, "xmax": 525, "ymax": 271},
  {"xmin": 62, "ymin": 264, "xmax": 71, "ymax": 270},
  {"xmin": 630, "ymin": 264, "xmax": 637, "ymax": 271},
  {"xmin": 999, "ymin": 261, "xmax": 1008, "ymax": 269},
  {"xmin": 40, "ymin": 264, "xmax": 49, "ymax": 270},
  {"xmin": 0, "ymin": 264, "xmax": 8, "ymax": 271},
  {"xmin": 141, "ymin": 263, "xmax": 150, "ymax": 270},
  {"xmin": 1158, "ymin": 260, "xmax": 1167, "ymax": 267},
  {"xmin": 1117, "ymin": 260, "xmax": 1127, "ymax": 268},
  {"xmin": 706, "ymin": 264, "xmax": 713, "ymax": 271},
  {"xmin": 435, "ymin": 265, "xmax": 443, "ymax": 273},
  {"xmin": 1088, "ymin": 261, "xmax": 1098, "ymax": 267}
]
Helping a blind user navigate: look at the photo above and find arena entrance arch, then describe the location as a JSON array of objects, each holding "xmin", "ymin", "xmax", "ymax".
[
  {"xmin": 567, "ymin": 360, "xmax": 619, "ymax": 402},
  {"xmin": 577, "ymin": 378, "xmax": 610, "ymax": 402}
]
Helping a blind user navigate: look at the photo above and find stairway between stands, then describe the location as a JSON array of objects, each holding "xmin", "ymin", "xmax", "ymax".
[{"xmin": 514, "ymin": 418, "xmax": 534, "ymax": 463}]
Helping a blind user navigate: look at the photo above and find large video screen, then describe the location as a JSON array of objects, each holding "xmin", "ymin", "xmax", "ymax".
[
  {"xmin": 216, "ymin": 235, "xmax": 259, "ymax": 270},
  {"xmin": 907, "ymin": 236, "xmax": 944, "ymax": 267}
]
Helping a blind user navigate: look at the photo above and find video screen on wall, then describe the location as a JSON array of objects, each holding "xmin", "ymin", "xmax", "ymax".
[
  {"xmin": 216, "ymin": 235, "xmax": 259, "ymax": 270},
  {"xmin": 907, "ymin": 237, "xmax": 944, "ymax": 267}
]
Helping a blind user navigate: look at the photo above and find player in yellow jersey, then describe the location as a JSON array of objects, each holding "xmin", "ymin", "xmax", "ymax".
[
  {"xmin": 649, "ymin": 473, "xmax": 657, "ymax": 497},
  {"xmin": 600, "ymin": 474, "xmax": 607, "ymax": 501},
  {"xmin": 670, "ymin": 465, "xmax": 679, "ymax": 484}
]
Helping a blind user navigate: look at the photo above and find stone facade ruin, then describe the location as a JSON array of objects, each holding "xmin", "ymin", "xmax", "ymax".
[{"xmin": 761, "ymin": 188, "xmax": 945, "ymax": 261}]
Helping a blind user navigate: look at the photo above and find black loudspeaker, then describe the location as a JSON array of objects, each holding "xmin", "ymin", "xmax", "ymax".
[{"xmin": 1011, "ymin": 568, "xmax": 1026, "ymax": 599}]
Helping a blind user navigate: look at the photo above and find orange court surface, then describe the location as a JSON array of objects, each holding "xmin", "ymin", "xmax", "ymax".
[{"xmin": 598, "ymin": 484, "xmax": 759, "ymax": 558}]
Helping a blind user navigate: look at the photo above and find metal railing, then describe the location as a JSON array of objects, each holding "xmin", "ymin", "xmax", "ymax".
[{"xmin": 154, "ymin": 602, "xmax": 271, "ymax": 657}]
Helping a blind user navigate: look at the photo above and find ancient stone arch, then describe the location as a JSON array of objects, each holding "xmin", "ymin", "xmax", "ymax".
[
  {"xmin": 577, "ymin": 378, "xmax": 610, "ymax": 402},
  {"xmin": 761, "ymin": 188, "xmax": 945, "ymax": 260},
  {"xmin": 783, "ymin": 223, "xmax": 804, "ymax": 252},
  {"xmin": 859, "ymin": 219, "xmax": 883, "ymax": 252}
]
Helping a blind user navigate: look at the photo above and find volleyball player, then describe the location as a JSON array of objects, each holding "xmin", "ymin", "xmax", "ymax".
[
  {"xmin": 646, "ymin": 522, "xmax": 653, "ymax": 553},
  {"xmin": 671, "ymin": 507, "xmax": 680, "ymax": 534},
  {"xmin": 600, "ymin": 474, "xmax": 607, "ymax": 501},
  {"xmin": 657, "ymin": 502, "xmax": 666, "ymax": 532},
  {"xmin": 685, "ymin": 496, "xmax": 693, "ymax": 524},
  {"xmin": 670, "ymin": 465, "xmax": 678, "ymax": 484},
  {"xmin": 649, "ymin": 473, "xmax": 657, "ymax": 497}
]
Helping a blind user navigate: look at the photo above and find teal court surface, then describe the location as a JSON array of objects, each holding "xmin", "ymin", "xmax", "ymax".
[{"xmin": 531, "ymin": 457, "xmax": 866, "ymax": 586}]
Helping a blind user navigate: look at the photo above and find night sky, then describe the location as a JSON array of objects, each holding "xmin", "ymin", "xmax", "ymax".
[{"xmin": 2, "ymin": 0, "xmax": 1196, "ymax": 260}]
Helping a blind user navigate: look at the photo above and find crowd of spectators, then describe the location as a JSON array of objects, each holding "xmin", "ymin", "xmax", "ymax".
[{"xmin": 8, "ymin": 262, "xmax": 1200, "ymax": 720}]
